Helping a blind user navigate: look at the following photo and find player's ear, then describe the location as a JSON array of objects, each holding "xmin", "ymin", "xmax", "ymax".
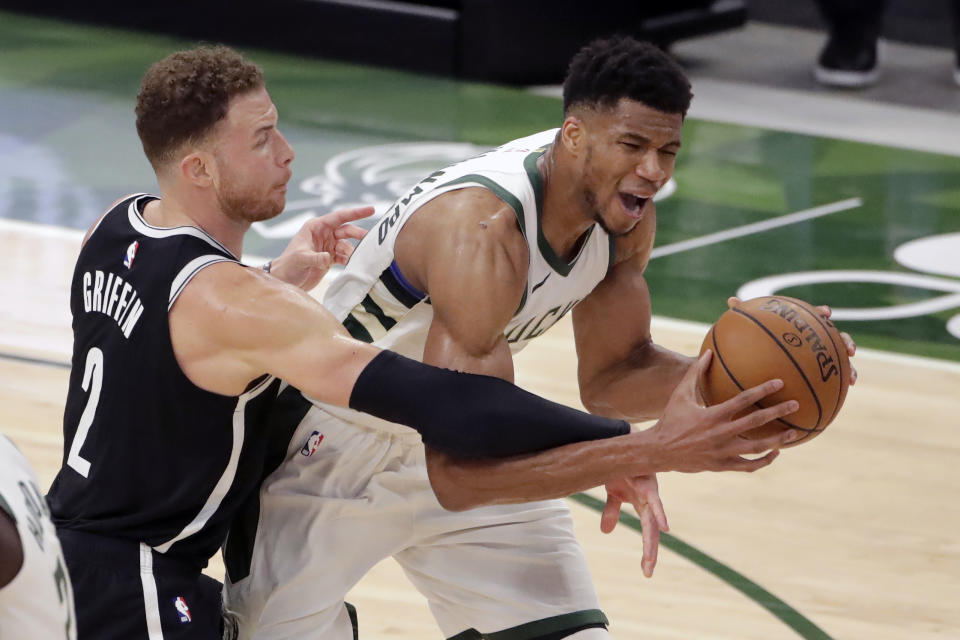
[
  {"xmin": 560, "ymin": 115, "xmax": 585, "ymax": 155},
  {"xmin": 180, "ymin": 150, "xmax": 215, "ymax": 188}
]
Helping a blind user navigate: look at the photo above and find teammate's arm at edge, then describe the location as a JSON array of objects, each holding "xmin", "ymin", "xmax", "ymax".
[{"xmin": 0, "ymin": 505, "xmax": 23, "ymax": 589}]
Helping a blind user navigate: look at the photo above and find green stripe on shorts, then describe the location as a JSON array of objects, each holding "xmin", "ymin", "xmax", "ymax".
[{"xmin": 447, "ymin": 609, "xmax": 608, "ymax": 640}]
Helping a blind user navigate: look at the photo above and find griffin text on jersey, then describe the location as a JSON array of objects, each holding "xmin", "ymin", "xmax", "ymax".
[{"xmin": 80, "ymin": 270, "xmax": 145, "ymax": 338}]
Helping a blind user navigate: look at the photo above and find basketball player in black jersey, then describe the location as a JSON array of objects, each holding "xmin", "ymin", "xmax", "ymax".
[{"xmin": 45, "ymin": 45, "xmax": 803, "ymax": 639}]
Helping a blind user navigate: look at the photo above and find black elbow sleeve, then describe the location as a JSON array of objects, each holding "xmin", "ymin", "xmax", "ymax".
[{"xmin": 349, "ymin": 351, "xmax": 629, "ymax": 458}]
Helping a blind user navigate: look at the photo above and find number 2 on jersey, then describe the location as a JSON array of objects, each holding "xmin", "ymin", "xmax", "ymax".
[{"xmin": 66, "ymin": 347, "xmax": 103, "ymax": 478}]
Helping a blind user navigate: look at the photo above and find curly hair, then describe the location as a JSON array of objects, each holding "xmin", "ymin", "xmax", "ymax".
[
  {"xmin": 135, "ymin": 45, "xmax": 264, "ymax": 170},
  {"xmin": 562, "ymin": 36, "xmax": 692, "ymax": 117}
]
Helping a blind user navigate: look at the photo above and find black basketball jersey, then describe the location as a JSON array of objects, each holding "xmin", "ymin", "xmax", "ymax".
[{"xmin": 48, "ymin": 194, "xmax": 309, "ymax": 569}]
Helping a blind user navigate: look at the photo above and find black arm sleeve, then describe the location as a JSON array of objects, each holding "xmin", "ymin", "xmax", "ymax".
[{"xmin": 348, "ymin": 350, "xmax": 630, "ymax": 459}]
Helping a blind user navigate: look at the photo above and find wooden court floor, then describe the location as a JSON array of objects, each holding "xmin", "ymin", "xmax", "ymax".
[{"xmin": 1, "ymin": 223, "xmax": 958, "ymax": 639}]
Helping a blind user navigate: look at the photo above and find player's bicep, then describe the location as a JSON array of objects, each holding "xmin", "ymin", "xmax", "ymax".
[
  {"xmin": 427, "ymin": 253, "xmax": 520, "ymax": 352},
  {"xmin": 233, "ymin": 282, "xmax": 381, "ymax": 404},
  {"xmin": 424, "ymin": 312, "xmax": 516, "ymax": 381},
  {"xmin": 419, "ymin": 205, "xmax": 527, "ymax": 378},
  {"xmin": 573, "ymin": 250, "xmax": 654, "ymax": 378},
  {"xmin": 171, "ymin": 263, "xmax": 375, "ymax": 401}
]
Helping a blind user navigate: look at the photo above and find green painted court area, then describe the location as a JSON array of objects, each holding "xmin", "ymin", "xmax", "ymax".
[{"xmin": 2, "ymin": 10, "xmax": 959, "ymax": 361}]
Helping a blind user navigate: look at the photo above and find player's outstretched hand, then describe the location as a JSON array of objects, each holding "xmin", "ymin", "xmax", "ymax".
[
  {"xmin": 601, "ymin": 474, "xmax": 668, "ymax": 578},
  {"xmin": 269, "ymin": 206, "xmax": 373, "ymax": 291},
  {"xmin": 726, "ymin": 296, "xmax": 857, "ymax": 386},
  {"xmin": 649, "ymin": 350, "xmax": 799, "ymax": 473}
]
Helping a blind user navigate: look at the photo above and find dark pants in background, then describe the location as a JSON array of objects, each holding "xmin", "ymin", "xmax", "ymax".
[{"xmin": 815, "ymin": 0, "xmax": 960, "ymax": 62}]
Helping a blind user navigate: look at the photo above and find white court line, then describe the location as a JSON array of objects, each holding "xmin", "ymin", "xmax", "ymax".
[
  {"xmin": 649, "ymin": 198, "xmax": 863, "ymax": 260},
  {"xmin": 0, "ymin": 217, "xmax": 84, "ymax": 240},
  {"xmin": 651, "ymin": 316, "xmax": 960, "ymax": 374},
  {"xmin": 5, "ymin": 203, "xmax": 960, "ymax": 373},
  {"xmin": 10, "ymin": 313, "xmax": 958, "ymax": 375},
  {"xmin": 683, "ymin": 78, "xmax": 960, "ymax": 159}
]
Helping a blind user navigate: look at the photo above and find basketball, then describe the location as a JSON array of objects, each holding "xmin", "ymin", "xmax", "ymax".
[{"xmin": 698, "ymin": 296, "xmax": 850, "ymax": 447}]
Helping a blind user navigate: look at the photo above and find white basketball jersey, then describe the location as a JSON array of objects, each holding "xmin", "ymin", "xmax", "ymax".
[
  {"xmin": 319, "ymin": 129, "xmax": 614, "ymax": 433},
  {"xmin": 0, "ymin": 435, "xmax": 76, "ymax": 640}
]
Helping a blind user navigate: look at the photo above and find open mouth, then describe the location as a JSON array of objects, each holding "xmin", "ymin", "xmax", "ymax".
[{"xmin": 619, "ymin": 193, "xmax": 649, "ymax": 218}]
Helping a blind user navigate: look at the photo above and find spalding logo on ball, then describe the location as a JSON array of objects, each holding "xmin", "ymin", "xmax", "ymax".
[{"xmin": 698, "ymin": 296, "xmax": 851, "ymax": 447}]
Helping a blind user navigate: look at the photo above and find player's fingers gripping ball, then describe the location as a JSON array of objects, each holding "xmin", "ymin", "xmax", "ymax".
[{"xmin": 698, "ymin": 296, "xmax": 851, "ymax": 447}]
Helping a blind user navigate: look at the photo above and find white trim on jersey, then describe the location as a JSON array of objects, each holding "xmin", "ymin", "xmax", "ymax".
[
  {"xmin": 88, "ymin": 192, "xmax": 152, "ymax": 239},
  {"xmin": 168, "ymin": 255, "xmax": 236, "ymax": 311},
  {"xmin": 126, "ymin": 195, "xmax": 237, "ymax": 258},
  {"xmin": 139, "ymin": 543, "xmax": 165, "ymax": 640},
  {"xmin": 152, "ymin": 375, "xmax": 276, "ymax": 554}
]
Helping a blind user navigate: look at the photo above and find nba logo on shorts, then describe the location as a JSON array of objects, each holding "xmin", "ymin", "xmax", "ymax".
[
  {"xmin": 173, "ymin": 596, "xmax": 191, "ymax": 623},
  {"xmin": 300, "ymin": 431, "xmax": 324, "ymax": 457}
]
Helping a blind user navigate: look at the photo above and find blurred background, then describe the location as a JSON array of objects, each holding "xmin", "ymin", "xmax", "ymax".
[
  {"xmin": 3, "ymin": 0, "xmax": 959, "ymax": 353},
  {"xmin": 1, "ymin": 2, "xmax": 958, "ymax": 639},
  {"xmin": 2, "ymin": 0, "xmax": 959, "ymax": 101}
]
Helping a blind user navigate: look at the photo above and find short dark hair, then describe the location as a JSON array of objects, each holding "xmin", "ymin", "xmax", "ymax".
[
  {"xmin": 135, "ymin": 45, "xmax": 264, "ymax": 169},
  {"xmin": 562, "ymin": 36, "xmax": 692, "ymax": 117}
]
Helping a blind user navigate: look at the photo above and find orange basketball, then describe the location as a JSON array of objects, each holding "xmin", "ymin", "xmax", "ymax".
[{"xmin": 698, "ymin": 296, "xmax": 850, "ymax": 447}]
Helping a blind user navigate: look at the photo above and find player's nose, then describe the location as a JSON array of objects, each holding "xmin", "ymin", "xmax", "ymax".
[
  {"xmin": 278, "ymin": 131, "xmax": 295, "ymax": 165},
  {"xmin": 635, "ymin": 150, "xmax": 665, "ymax": 183}
]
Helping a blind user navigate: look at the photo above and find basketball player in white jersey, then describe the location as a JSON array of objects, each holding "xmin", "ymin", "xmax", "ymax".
[
  {"xmin": 0, "ymin": 434, "xmax": 76, "ymax": 639},
  {"xmin": 224, "ymin": 37, "xmax": 856, "ymax": 639}
]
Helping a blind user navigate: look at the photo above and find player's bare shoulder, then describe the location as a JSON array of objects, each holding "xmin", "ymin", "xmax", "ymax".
[{"xmin": 395, "ymin": 187, "xmax": 529, "ymax": 293}]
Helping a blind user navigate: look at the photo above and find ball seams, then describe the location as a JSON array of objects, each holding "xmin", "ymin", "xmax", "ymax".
[
  {"xmin": 730, "ymin": 306, "xmax": 825, "ymax": 429},
  {"xmin": 713, "ymin": 317, "xmax": 811, "ymax": 436},
  {"xmin": 778, "ymin": 298, "xmax": 847, "ymax": 428}
]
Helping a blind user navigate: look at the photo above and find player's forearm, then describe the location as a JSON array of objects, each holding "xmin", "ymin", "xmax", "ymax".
[
  {"xmin": 425, "ymin": 430, "xmax": 660, "ymax": 511},
  {"xmin": 580, "ymin": 344, "xmax": 694, "ymax": 421},
  {"xmin": 349, "ymin": 351, "xmax": 629, "ymax": 458}
]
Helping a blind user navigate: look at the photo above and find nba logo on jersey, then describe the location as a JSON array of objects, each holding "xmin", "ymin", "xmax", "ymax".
[
  {"xmin": 173, "ymin": 596, "xmax": 192, "ymax": 623},
  {"xmin": 300, "ymin": 431, "xmax": 324, "ymax": 457},
  {"xmin": 123, "ymin": 240, "xmax": 139, "ymax": 269}
]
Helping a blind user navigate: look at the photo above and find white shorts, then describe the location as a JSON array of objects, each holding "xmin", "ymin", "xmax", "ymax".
[{"xmin": 222, "ymin": 406, "xmax": 608, "ymax": 640}]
